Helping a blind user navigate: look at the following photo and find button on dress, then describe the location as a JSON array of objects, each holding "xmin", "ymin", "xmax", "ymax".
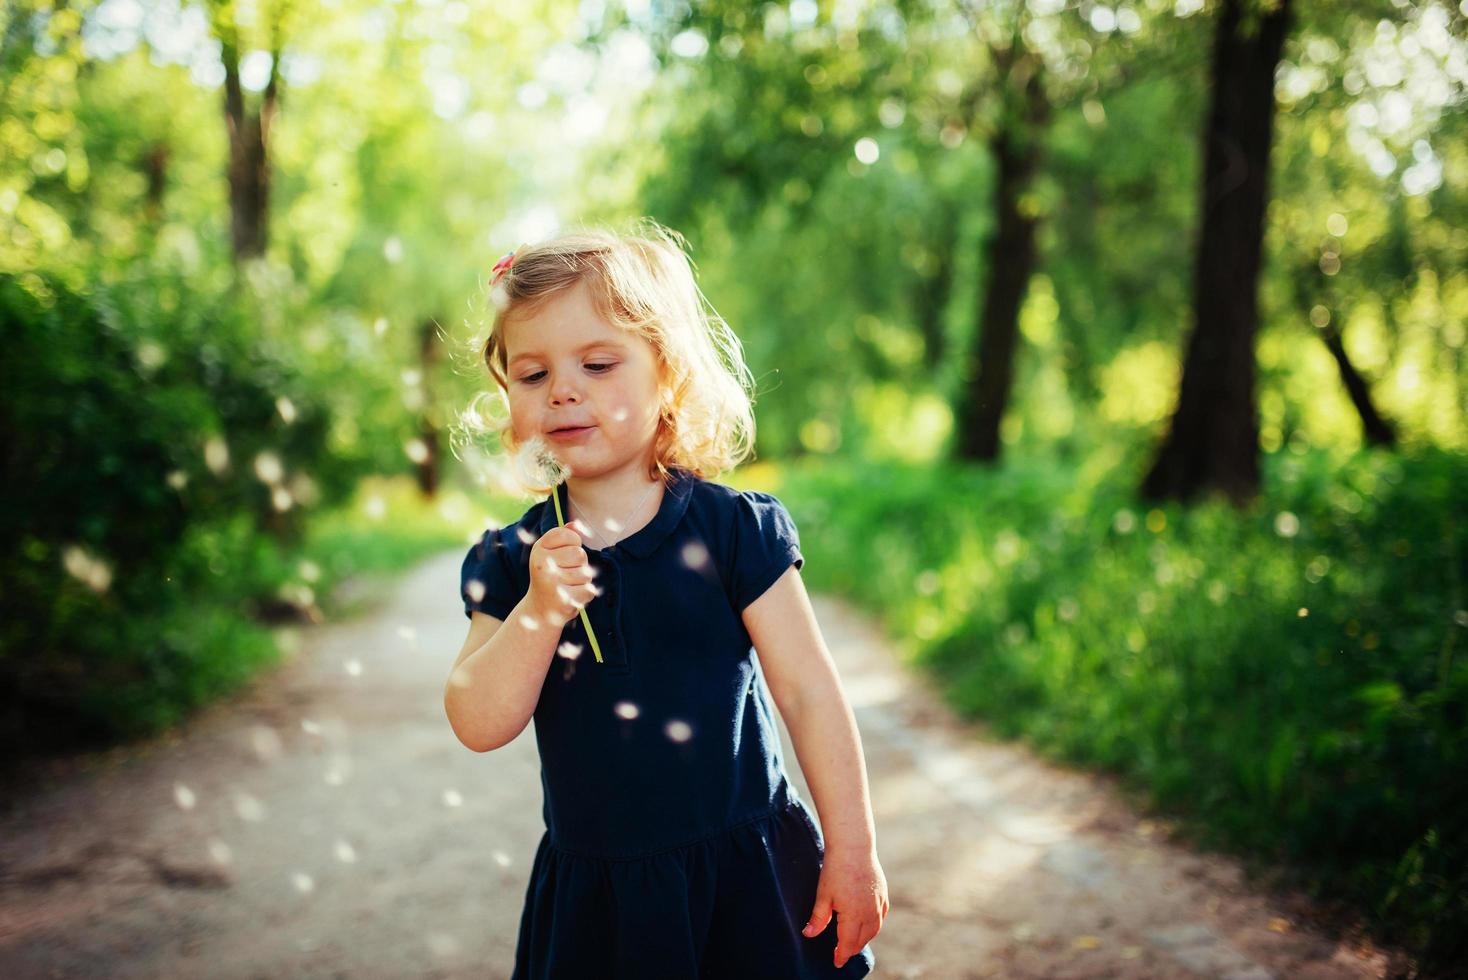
[{"xmin": 460, "ymin": 466, "xmax": 876, "ymax": 979}]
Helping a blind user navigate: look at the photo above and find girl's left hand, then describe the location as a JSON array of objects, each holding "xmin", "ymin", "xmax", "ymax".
[{"xmin": 800, "ymin": 845, "xmax": 889, "ymax": 968}]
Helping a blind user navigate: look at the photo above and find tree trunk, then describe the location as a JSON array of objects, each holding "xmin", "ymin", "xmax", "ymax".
[
  {"xmin": 1318, "ymin": 320, "xmax": 1396, "ymax": 447},
  {"xmin": 1141, "ymin": 0, "xmax": 1292, "ymax": 506},
  {"xmin": 417, "ymin": 317, "xmax": 441, "ymax": 497},
  {"xmin": 1288, "ymin": 261, "xmax": 1397, "ymax": 448},
  {"xmin": 143, "ymin": 142, "xmax": 168, "ymax": 227},
  {"xmin": 217, "ymin": 13, "xmax": 281, "ymax": 263},
  {"xmin": 954, "ymin": 54, "xmax": 1049, "ymax": 462}
]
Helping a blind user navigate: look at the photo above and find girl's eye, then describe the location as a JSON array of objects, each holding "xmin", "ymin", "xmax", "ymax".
[{"xmin": 518, "ymin": 363, "xmax": 616, "ymax": 384}]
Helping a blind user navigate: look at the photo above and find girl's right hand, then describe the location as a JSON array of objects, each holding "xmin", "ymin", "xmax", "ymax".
[{"xmin": 527, "ymin": 521, "xmax": 601, "ymax": 627}]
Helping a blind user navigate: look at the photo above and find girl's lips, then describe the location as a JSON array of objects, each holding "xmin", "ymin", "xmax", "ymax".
[{"xmin": 547, "ymin": 425, "xmax": 596, "ymax": 443}]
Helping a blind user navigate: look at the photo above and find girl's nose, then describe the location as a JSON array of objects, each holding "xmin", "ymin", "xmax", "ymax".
[{"xmin": 549, "ymin": 375, "xmax": 581, "ymax": 405}]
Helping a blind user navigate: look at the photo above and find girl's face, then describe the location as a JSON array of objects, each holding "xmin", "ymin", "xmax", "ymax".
[{"xmin": 501, "ymin": 278, "xmax": 664, "ymax": 479}]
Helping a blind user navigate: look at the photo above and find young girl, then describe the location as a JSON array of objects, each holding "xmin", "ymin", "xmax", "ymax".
[{"xmin": 445, "ymin": 221, "xmax": 886, "ymax": 979}]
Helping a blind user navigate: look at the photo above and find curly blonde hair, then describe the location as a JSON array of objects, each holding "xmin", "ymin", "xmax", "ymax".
[{"xmin": 456, "ymin": 218, "xmax": 758, "ymax": 490}]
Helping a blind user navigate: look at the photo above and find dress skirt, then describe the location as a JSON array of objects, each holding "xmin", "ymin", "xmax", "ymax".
[{"xmin": 510, "ymin": 795, "xmax": 876, "ymax": 980}]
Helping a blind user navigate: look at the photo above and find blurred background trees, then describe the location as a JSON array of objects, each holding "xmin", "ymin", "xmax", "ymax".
[{"xmin": 3, "ymin": 0, "xmax": 1465, "ymax": 970}]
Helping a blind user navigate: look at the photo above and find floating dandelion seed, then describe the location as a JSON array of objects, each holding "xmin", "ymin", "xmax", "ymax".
[
  {"xmin": 334, "ymin": 840, "xmax": 358, "ymax": 863},
  {"xmin": 1274, "ymin": 511, "xmax": 1300, "ymax": 537},
  {"xmin": 279, "ymin": 582, "xmax": 314, "ymax": 608},
  {"xmin": 276, "ymin": 396, "xmax": 297, "ymax": 423},
  {"xmin": 166, "ymin": 469, "xmax": 188, "ymax": 490},
  {"xmin": 557, "ymin": 641, "xmax": 583, "ymax": 660},
  {"xmin": 62, "ymin": 545, "xmax": 113, "ymax": 593},
  {"xmin": 344, "ymin": 658, "xmax": 362, "ymax": 677},
  {"xmin": 439, "ymin": 497, "xmax": 470, "ymax": 525},
  {"xmin": 615, "ymin": 701, "xmax": 640, "ymax": 720},
  {"xmin": 489, "ymin": 284, "xmax": 510, "ymax": 312},
  {"xmin": 174, "ymin": 783, "xmax": 197, "ymax": 810},
  {"xmin": 665, "ymin": 719, "xmax": 693, "ymax": 742},
  {"xmin": 204, "ymin": 435, "xmax": 230, "ymax": 474},
  {"xmin": 254, "ymin": 451, "xmax": 284, "ymax": 484},
  {"xmin": 301, "ymin": 718, "xmax": 322, "ymax": 736},
  {"xmin": 289, "ymin": 471, "xmax": 320, "ymax": 507},
  {"xmin": 492, "ymin": 850, "xmax": 512, "ymax": 868},
  {"xmin": 233, "ymin": 792, "xmax": 266, "ymax": 822},
  {"xmin": 427, "ymin": 933, "xmax": 461, "ymax": 959},
  {"xmin": 443, "ymin": 789, "xmax": 463, "ymax": 807},
  {"xmin": 681, "ymin": 540, "xmax": 711, "ymax": 570},
  {"xmin": 465, "ymin": 578, "xmax": 487, "ymax": 603},
  {"xmin": 555, "ymin": 584, "xmax": 576, "ymax": 606},
  {"xmin": 136, "ymin": 339, "xmax": 167, "ymax": 372},
  {"xmin": 207, "ymin": 839, "xmax": 233, "ymax": 865},
  {"xmin": 324, "ymin": 755, "xmax": 352, "ymax": 786},
  {"xmin": 914, "ymin": 569, "xmax": 940, "ymax": 595},
  {"xmin": 396, "ymin": 625, "xmax": 418, "ymax": 644},
  {"xmin": 277, "ymin": 627, "xmax": 303, "ymax": 656},
  {"xmin": 271, "ymin": 486, "xmax": 294, "ymax": 511},
  {"xmin": 292, "ymin": 872, "xmax": 315, "ymax": 894},
  {"xmin": 364, "ymin": 496, "xmax": 386, "ymax": 520}
]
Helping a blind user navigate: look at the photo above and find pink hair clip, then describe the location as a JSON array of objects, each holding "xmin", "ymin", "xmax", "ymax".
[{"xmin": 488, "ymin": 247, "xmax": 519, "ymax": 288}]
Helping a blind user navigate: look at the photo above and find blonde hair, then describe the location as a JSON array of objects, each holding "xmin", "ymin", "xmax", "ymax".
[{"xmin": 457, "ymin": 218, "xmax": 758, "ymax": 488}]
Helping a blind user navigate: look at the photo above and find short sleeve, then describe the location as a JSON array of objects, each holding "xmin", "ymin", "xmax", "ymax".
[
  {"xmin": 460, "ymin": 527, "xmax": 524, "ymax": 621},
  {"xmin": 729, "ymin": 490, "xmax": 805, "ymax": 612}
]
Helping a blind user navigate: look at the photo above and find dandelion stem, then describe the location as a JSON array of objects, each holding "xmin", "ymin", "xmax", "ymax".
[{"xmin": 551, "ymin": 485, "xmax": 605, "ymax": 664}]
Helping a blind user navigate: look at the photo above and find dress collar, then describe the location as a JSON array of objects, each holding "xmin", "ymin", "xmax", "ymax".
[{"xmin": 535, "ymin": 467, "xmax": 697, "ymax": 559}]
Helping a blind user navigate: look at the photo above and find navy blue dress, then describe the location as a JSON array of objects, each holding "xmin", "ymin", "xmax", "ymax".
[{"xmin": 460, "ymin": 466, "xmax": 876, "ymax": 979}]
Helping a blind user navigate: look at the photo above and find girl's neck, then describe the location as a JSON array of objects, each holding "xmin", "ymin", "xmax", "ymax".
[{"xmin": 564, "ymin": 462, "xmax": 666, "ymax": 544}]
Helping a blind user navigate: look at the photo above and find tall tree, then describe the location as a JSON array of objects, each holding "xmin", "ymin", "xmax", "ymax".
[
  {"xmin": 952, "ymin": 32, "xmax": 1050, "ymax": 461},
  {"xmin": 1141, "ymin": 0, "xmax": 1292, "ymax": 505},
  {"xmin": 206, "ymin": 0, "xmax": 292, "ymax": 263}
]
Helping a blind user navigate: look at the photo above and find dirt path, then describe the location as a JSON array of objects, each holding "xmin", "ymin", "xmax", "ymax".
[{"xmin": 0, "ymin": 552, "xmax": 1408, "ymax": 979}]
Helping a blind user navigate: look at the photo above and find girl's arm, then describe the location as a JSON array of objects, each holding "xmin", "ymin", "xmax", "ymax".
[
  {"xmin": 444, "ymin": 595, "xmax": 560, "ymax": 752},
  {"xmin": 744, "ymin": 564, "xmax": 887, "ymax": 968},
  {"xmin": 742, "ymin": 565, "xmax": 877, "ymax": 854}
]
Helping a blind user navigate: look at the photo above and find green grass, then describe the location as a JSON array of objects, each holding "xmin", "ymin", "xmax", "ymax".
[
  {"xmin": 7, "ymin": 473, "xmax": 532, "ymax": 760},
  {"xmin": 772, "ymin": 446, "xmax": 1466, "ymax": 974}
]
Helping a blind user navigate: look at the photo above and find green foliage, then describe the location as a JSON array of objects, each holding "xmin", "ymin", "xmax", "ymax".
[
  {"xmin": 780, "ymin": 446, "xmax": 1467, "ymax": 971},
  {"xmin": 0, "ymin": 269, "xmax": 360, "ymax": 753}
]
